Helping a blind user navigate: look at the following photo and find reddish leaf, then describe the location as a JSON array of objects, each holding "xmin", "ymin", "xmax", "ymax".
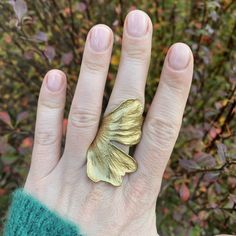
[
  {"xmin": 228, "ymin": 177, "xmax": 236, "ymax": 188},
  {"xmin": 44, "ymin": 46, "xmax": 56, "ymax": 62},
  {"xmin": 162, "ymin": 207, "xmax": 169, "ymax": 215},
  {"xmin": 209, "ymin": 127, "xmax": 221, "ymax": 139},
  {"xmin": 63, "ymin": 7, "xmax": 71, "ymax": 16},
  {"xmin": 163, "ymin": 170, "xmax": 171, "ymax": 180},
  {"xmin": 0, "ymin": 188, "xmax": 7, "ymax": 196},
  {"xmin": 179, "ymin": 159, "xmax": 201, "ymax": 171},
  {"xmin": 229, "ymin": 76, "xmax": 236, "ymax": 84},
  {"xmin": 3, "ymin": 165, "xmax": 11, "ymax": 174},
  {"xmin": 196, "ymin": 153, "xmax": 216, "ymax": 168},
  {"xmin": 34, "ymin": 31, "xmax": 48, "ymax": 42},
  {"xmin": 179, "ymin": 183, "xmax": 190, "ymax": 202},
  {"xmin": 214, "ymin": 182, "xmax": 221, "ymax": 194},
  {"xmin": 4, "ymin": 34, "xmax": 12, "ymax": 44},
  {"xmin": 75, "ymin": 2, "xmax": 87, "ymax": 12},
  {"xmin": 16, "ymin": 111, "xmax": 29, "ymax": 124},
  {"xmin": 63, "ymin": 118, "xmax": 68, "ymax": 136},
  {"xmin": 61, "ymin": 51, "xmax": 73, "ymax": 65},
  {"xmin": 20, "ymin": 137, "xmax": 33, "ymax": 148},
  {"xmin": 229, "ymin": 194, "xmax": 236, "ymax": 204},
  {"xmin": 18, "ymin": 137, "xmax": 33, "ymax": 155},
  {"xmin": 0, "ymin": 111, "xmax": 13, "ymax": 128},
  {"xmin": 9, "ymin": 0, "xmax": 28, "ymax": 21},
  {"xmin": 204, "ymin": 172, "xmax": 220, "ymax": 182},
  {"xmin": 216, "ymin": 142, "xmax": 227, "ymax": 164},
  {"xmin": 173, "ymin": 210, "xmax": 183, "ymax": 221},
  {"xmin": 24, "ymin": 50, "xmax": 34, "ymax": 60}
]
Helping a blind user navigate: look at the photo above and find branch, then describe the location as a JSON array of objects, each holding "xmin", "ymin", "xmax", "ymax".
[
  {"xmin": 197, "ymin": 207, "xmax": 236, "ymax": 213},
  {"xmin": 206, "ymin": 98, "xmax": 236, "ymax": 151},
  {"xmin": 191, "ymin": 160, "xmax": 236, "ymax": 174}
]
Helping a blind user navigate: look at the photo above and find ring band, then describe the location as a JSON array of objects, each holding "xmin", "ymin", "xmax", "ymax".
[{"xmin": 86, "ymin": 99, "xmax": 144, "ymax": 186}]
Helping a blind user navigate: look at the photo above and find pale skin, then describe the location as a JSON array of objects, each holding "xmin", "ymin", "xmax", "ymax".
[{"xmin": 24, "ymin": 10, "xmax": 194, "ymax": 235}]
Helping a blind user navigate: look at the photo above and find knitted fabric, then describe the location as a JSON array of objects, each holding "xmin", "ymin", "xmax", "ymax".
[{"xmin": 3, "ymin": 189, "xmax": 82, "ymax": 236}]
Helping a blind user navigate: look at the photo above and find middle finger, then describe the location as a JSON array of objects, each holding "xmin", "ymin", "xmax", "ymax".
[
  {"xmin": 103, "ymin": 10, "xmax": 152, "ymax": 160},
  {"xmin": 104, "ymin": 10, "xmax": 153, "ymax": 116}
]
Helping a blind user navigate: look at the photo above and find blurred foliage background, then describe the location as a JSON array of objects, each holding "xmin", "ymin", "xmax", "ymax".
[{"xmin": 0, "ymin": 0, "xmax": 236, "ymax": 235}]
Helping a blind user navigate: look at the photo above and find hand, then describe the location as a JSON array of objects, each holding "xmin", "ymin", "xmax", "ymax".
[{"xmin": 24, "ymin": 10, "xmax": 193, "ymax": 236}]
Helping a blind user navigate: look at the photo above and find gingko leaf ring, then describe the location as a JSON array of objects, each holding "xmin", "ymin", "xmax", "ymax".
[{"xmin": 86, "ymin": 99, "xmax": 144, "ymax": 186}]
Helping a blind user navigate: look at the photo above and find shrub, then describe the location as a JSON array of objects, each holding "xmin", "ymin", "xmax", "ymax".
[{"xmin": 0, "ymin": 0, "xmax": 235, "ymax": 235}]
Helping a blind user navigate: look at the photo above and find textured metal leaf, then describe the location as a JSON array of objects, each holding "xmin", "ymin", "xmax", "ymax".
[{"xmin": 86, "ymin": 99, "xmax": 143, "ymax": 186}]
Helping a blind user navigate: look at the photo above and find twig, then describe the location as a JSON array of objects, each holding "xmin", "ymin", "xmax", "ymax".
[
  {"xmin": 191, "ymin": 161, "xmax": 236, "ymax": 174},
  {"xmin": 197, "ymin": 207, "xmax": 236, "ymax": 213}
]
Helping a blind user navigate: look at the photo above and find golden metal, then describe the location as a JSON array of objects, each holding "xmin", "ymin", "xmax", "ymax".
[{"xmin": 86, "ymin": 99, "xmax": 143, "ymax": 186}]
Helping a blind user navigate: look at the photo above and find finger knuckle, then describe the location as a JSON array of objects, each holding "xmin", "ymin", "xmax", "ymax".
[
  {"xmin": 83, "ymin": 58, "xmax": 106, "ymax": 74},
  {"xmin": 40, "ymin": 98, "xmax": 64, "ymax": 109},
  {"xmin": 69, "ymin": 107, "xmax": 98, "ymax": 129},
  {"xmin": 162, "ymin": 70, "xmax": 190, "ymax": 95},
  {"xmin": 82, "ymin": 186, "xmax": 107, "ymax": 220},
  {"xmin": 126, "ymin": 51, "xmax": 149, "ymax": 64},
  {"xmin": 163, "ymin": 78, "xmax": 185, "ymax": 94},
  {"xmin": 124, "ymin": 44, "xmax": 151, "ymax": 64},
  {"xmin": 124, "ymin": 178, "xmax": 154, "ymax": 209},
  {"xmin": 35, "ymin": 130, "xmax": 58, "ymax": 145},
  {"xmin": 87, "ymin": 187, "xmax": 104, "ymax": 203},
  {"xmin": 126, "ymin": 183, "xmax": 144, "ymax": 204}
]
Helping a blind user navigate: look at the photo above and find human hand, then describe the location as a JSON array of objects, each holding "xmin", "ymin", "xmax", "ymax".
[{"xmin": 24, "ymin": 10, "xmax": 193, "ymax": 236}]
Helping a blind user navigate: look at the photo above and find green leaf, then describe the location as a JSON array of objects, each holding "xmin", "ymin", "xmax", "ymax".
[
  {"xmin": 1, "ymin": 154, "xmax": 18, "ymax": 165},
  {"xmin": 189, "ymin": 226, "xmax": 202, "ymax": 236}
]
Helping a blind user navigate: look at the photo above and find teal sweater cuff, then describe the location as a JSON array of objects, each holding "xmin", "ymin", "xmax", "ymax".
[{"xmin": 3, "ymin": 189, "xmax": 82, "ymax": 236}]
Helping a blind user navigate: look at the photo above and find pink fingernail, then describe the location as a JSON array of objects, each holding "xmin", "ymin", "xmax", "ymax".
[
  {"xmin": 168, "ymin": 43, "xmax": 191, "ymax": 70},
  {"xmin": 90, "ymin": 26, "xmax": 111, "ymax": 52},
  {"xmin": 46, "ymin": 70, "xmax": 64, "ymax": 92},
  {"xmin": 126, "ymin": 10, "xmax": 148, "ymax": 37}
]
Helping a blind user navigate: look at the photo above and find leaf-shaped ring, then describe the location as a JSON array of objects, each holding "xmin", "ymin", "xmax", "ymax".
[{"xmin": 86, "ymin": 99, "xmax": 144, "ymax": 186}]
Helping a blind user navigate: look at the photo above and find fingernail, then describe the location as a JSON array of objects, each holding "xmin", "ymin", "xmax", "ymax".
[
  {"xmin": 126, "ymin": 10, "xmax": 148, "ymax": 37},
  {"xmin": 168, "ymin": 43, "xmax": 191, "ymax": 70},
  {"xmin": 90, "ymin": 26, "xmax": 111, "ymax": 52},
  {"xmin": 46, "ymin": 70, "xmax": 64, "ymax": 92}
]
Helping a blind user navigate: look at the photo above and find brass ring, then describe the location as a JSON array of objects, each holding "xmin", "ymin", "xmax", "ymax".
[{"xmin": 86, "ymin": 99, "xmax": 144, "ymax": 186}]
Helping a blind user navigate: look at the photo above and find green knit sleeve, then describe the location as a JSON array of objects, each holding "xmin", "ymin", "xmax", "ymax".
[{"xmin": 3, "ymin": 189, "xmax": 83, "ymax": 236}]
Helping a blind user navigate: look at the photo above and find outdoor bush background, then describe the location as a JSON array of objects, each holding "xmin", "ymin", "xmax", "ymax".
[{"xmin": 0, "ymin": 0, "xmax": 235, "ymax": 235}]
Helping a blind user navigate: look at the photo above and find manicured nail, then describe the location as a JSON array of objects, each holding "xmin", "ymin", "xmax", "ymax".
[
  {"xmin": 46, "ymin": 70, "xmax": 64, "ymax": 92},
  {"xmin": 90, "ymin": 26, "xmax": 111, "ymax": 52},
  {"xmin": 168, "ymin": 43, "xmax": 191, "ymax": 70},
  {"xmin": 126, "ymin": 10, "xmax": 148, "ymax": 37}
]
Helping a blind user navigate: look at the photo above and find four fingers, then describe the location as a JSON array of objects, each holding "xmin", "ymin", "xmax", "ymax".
[{"xmin": 31, "ymin": 10, "xmax": 193, "ymax": 192}]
